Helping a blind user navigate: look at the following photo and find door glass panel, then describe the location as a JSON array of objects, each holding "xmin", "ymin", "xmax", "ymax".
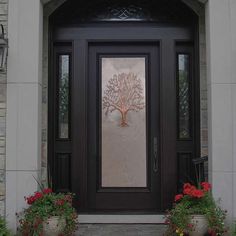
[
  {"xmin": 178, "ymin": 54, "xmax": 190, "ymax": 139},
  {"xmin": 101, "ymin": 57, "xmax": 147, "ymax": 187},
  {"xmin": 58, "ymin": 55, "xmax": 70, "ymax": 139}
]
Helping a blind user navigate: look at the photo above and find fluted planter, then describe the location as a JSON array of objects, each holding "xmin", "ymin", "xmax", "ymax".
[
  {"xmin": 42, "ymin": 216, "xmax": 66, "ymax": 236},
  {"xmin": 189, "ymin": 215, "xmax": 208, "ymax": 236}
]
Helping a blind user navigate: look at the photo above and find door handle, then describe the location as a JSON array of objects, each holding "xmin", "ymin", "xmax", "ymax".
[{"xmin": 153, "ymin": 137, "xmax": 158, "ymax": 173}]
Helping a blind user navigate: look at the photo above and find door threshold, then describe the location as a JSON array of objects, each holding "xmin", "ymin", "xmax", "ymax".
[{"xmin": 78, "ymin": 214, "xmax": 166, "ymax": 224}]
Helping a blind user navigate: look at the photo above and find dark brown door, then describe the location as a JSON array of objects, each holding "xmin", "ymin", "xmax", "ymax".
[
  {"xmin": 88, "ymin": 43, "xmax": 160, "ymax": 211},
  {"xmin": 50, "ymin": 24, "xmax": 199, "ymax": 213}
]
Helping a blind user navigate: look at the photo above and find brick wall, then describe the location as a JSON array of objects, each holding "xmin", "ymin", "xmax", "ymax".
[{"xmin": 0, "ymin": 0, "xmax": 8, "ymax": 217}]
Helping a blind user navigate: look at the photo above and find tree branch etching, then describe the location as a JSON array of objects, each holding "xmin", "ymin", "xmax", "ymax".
[{"xmin": 103, "ymin": 72, "xmax": 145, "ymax": 127}]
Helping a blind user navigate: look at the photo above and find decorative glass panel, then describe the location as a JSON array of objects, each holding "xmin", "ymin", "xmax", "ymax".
[
  {"xmin": 101, "ymin": 57, "xmax": 147, "ymax": 187},
  {"xmin": 178, "ymin": 54, "xmax": 190, "ymax": 139},
  {"xmin": 58, "ymin": 55, "xmax": 70, "ymax": 139}
]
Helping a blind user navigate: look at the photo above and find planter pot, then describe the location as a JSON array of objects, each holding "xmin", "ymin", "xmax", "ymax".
[
  {"xmin": 42, "ymin": 216, "xmax": 66, "ymax": 236},
  {"xmin": 189, "ymin": 215, "xmax": 208, "ymax": 236}
]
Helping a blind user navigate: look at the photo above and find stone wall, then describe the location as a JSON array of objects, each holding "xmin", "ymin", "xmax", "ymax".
[{"xmin": 0, "ymin": 0, "xmax": 8, "ymax": 217}]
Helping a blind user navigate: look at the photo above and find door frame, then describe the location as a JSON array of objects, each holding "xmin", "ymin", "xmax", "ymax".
[{"xmin": 48, "ymin": 23, "xmax": 200, "ymax": 213}]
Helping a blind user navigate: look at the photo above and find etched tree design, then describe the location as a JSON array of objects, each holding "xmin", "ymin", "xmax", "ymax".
[{"xmin": 103, "ymin": 72, "xmax": 145, "ymax": 127}]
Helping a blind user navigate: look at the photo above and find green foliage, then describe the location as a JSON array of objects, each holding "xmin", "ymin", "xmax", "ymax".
[
  {"xmin": 18, "ymin": 191, "xmax": 78, "ymax": 236},
  {"xmin": 232, "ymin": 221, "xmax": 236, "ymax": 236},
  {"xmin": 165, "ymin": 186, "xmax": 227, "ymax": 236},
  {"xmin": 0, "ymin": 216, "xmax": 11, "ymax": 236}
]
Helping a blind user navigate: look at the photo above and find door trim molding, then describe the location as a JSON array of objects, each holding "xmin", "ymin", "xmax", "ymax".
[{"xmin": 78, "ymin": 214, "xmax": 166, "ymax": 224}]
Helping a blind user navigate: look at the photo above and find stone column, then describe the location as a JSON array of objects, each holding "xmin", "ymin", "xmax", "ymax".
[
  {"xmin": 6, "ymin": 0, "xmax": 43, "ymax": 231},
  {"xmin": 206, "ymin": 0, "xmax": 236, "ymax": 221},
  {"xmin": 230, "ymin": 0, "xmax": 236, "ymax": 221}
]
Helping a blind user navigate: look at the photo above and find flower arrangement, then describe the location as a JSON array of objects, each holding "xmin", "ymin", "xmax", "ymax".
[
  {"xmin": 165, "ymin": 182, "xmax": 227, "ymax": 236},
  {"xmin": 17, "ymin": 188, "xmax": 78, "ymax": 236}
]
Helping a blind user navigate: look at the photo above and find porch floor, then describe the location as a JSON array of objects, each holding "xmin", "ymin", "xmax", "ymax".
[{"xmin": 76, "ymin": 224, "xmax": 168, "ymax": 236}]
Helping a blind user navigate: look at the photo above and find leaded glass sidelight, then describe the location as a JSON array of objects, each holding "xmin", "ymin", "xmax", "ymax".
[
  {"xmin": 58, "ymin": 54, "xmax": 70, "ymax": 139},
  {"xmin": 177, "ymin": 54, "xmax": 190, "ymax": 139}
]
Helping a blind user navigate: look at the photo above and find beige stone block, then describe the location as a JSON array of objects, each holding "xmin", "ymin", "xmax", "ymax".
[
  {"xmin": 0, "ymin": 138, "xmax": 5, "ymax": 147},
  {"xmin": 0, "ymin": 116, "xmax": 5, "ymax": 137},
  {"xmin": 0, "ymin": 147, "xmax": 5, "ymax": 154},
  {"xmin": 201, "ymin": 110, "xmax": 208, "ymax": 128},
  {"xmin": 0, "ymin": 200, "xmax": 5, "ymax": 217},
  {"xmin": 0, "ymin": 109, "xmax": 6, "ymax": 117},
  {"xmin": 0, "ymin": 84, "xmax": 6, "ymax": 103},
  {"xmin": 0, "ymin": 103, "xmax": 6, "ymax": 109},
  {"xmin": 41, "ymin": 142, "xmax": 47, "ymax": 164},
  {"xmin": 0, "ymin": 182, "xmax": 5, "ymax": 196},
  {"xmin": 0, "ymin": 156, "xmax": 5, "ymax": 170},
  {"xmin": 0, "ymin": 73, "xmax": 6, "ymax": 83},
  {"xmin": 0, "ymin": 3, "xmax": 8, "ymax": 15}
]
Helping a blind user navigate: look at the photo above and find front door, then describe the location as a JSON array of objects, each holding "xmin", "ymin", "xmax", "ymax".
[
  {"xmin": 88, "ymin": 43, "xmax": 160, "ymax": 211},
  {"xmin": 50, "ymin": 24, "xmax": 199, "ymax": 213}
]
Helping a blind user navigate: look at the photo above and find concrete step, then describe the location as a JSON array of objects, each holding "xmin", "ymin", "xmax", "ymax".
[{"xmin": 76, "ymin": 224, "xmax": 167, "ymax": 236}]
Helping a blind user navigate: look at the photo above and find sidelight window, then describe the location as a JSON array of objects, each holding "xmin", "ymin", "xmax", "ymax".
[
  {"xmin": 177, "ymin": 54, "xmax": 191, "ymax": 139},
  {"xmin": 57, "ymin": 54, "xmax": 70, "ymax": 139}
]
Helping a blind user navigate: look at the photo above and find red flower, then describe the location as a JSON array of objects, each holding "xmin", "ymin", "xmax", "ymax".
[
  {"xmin": 191, "ymin": 189, "xmax": 204, "ymax": 198},
  {"xmin": 26, "ymin": 191, "xmax": 44, "ymax": 205},
  {"xmin": 43, "ymin": 188, "xmax": 53, "ymax": 194},
  {"xmin": 26, "ymin": 196, "xmax": 36, "ymax": 205},
  {"xmin": 183, "ymin": 185, "xmax": 196, "ymax": 196},
  {"xmin": 55, "ymin": 199, "xmax": 65, "ymax": 206},
  {"xmin": 208, "ymin": 229, "xmax": 217, "ymax": 236},
  {"xmin": 188, "ymin": 223, "xmax": 194, "ymax": 228},
  {"xmin": 201, "ymin": 182, "xmax": 211, "ymax": 192},
  {"xmin": 174, "ymin": 194, "xmax": 183, "ymax": 202},
  {"xmin": 34, "ymin": 192, "xmax": 43, "ymax": 200},
  {"xmin": 64, "ymin": 194, "xmax": 72, "ymax": 203},
  {"xmin": 183, "ymin": 183, "xmax": 191, "ymax": 190}
]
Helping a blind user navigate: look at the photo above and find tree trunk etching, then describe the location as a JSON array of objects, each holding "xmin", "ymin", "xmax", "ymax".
[
  {"xmin": 120, "ymin": 110, "xmax": 128, "ymax": 127},
  {"xmin": 103, "ymin": 73, "xmax": 145, "ymax": 127}
]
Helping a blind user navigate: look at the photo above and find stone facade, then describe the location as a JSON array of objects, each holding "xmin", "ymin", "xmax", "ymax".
[
  {"xmin": 0, "ymin": 0, "xmax": 208, "ymax": 222},
  {"xmin": 0, "ymin": 0, "xmax": 8, "ymax": 217},
  {"xmin": 5, "ymin": 0, "xmax": 236, "ymax": 231}
]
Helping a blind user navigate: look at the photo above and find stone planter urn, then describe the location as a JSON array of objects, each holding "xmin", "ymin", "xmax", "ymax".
[
  {"xmin": 42, "ymin": 216, "xmax": 66, "ymax": 236},
  {"xmin": 189, "ymin": 215, "xmax": 208, "ymax": 236}
]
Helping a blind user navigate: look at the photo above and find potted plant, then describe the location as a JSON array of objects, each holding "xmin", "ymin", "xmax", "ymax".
[
  {"xmin": 17, "ymin": 188, "xmax": 78, "ymax": 236},
  {"xmin": 165, "ymin": 182, "xmax": 227, "ymax": 236},
  {"xmin": 0, "ymin": 216, "xmax": 11, "ymax": 236}
]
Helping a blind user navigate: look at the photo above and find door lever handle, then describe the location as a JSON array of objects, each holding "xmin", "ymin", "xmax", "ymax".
[{"xmin": 153, "ymin": 137, "xmax": 158, "ymax": 173}]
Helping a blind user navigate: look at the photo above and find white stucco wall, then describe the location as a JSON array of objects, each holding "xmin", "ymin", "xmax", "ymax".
[{"xmin": 4, "ymin": 0, "xmax": 236, "ymax": 232}]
